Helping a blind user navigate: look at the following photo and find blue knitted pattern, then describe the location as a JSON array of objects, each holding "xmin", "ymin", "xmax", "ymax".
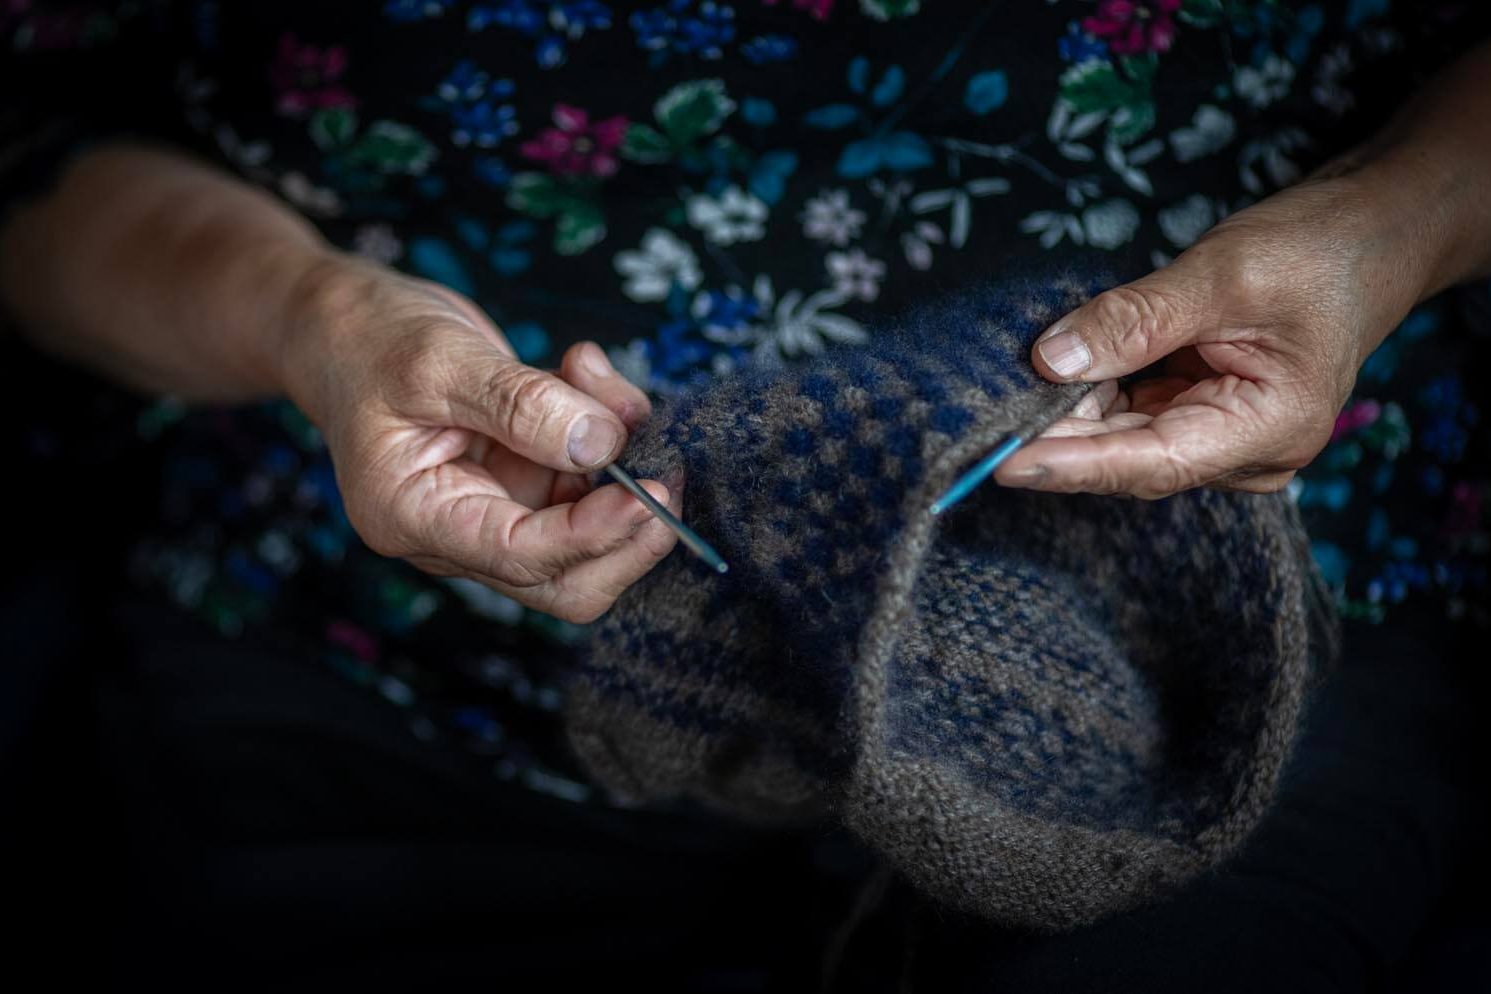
[{"xmin": 566, "ymin": 275, "xmax": 1333, "ymax": 930}]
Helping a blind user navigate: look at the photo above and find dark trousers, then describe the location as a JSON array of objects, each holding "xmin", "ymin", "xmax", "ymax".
[{"xmin": 5, "ymin": 551, "xmax": 1487, "ymax": 992}]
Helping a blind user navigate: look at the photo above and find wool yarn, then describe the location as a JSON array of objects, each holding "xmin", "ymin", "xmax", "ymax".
[{"xmin": 564, "ymin": 276, "xmax": 1337, "ymax": 931}]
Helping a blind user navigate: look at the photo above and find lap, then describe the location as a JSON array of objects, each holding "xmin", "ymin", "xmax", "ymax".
[{"xmin": 7, "ymin": 561, "xmax": 1485, "ymax": 992}]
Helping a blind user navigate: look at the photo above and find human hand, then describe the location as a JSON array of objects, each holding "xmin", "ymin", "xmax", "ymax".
[
  {"xmin": 278, "ymin": 255, "xmax": 678, "ymax": 622},
  {"xmin": 996, "ymin": 175, "xmax": 1434, "ymax": 499}
]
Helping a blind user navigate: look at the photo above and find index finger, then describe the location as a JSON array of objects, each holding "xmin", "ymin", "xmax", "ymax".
[
  {"xmin": 993, "ymin": 403, "xmax": 1244, "ymax": 499},
  {"xmin": 400, "ymin": 460, "xmax": 661, "ymax": 586}
]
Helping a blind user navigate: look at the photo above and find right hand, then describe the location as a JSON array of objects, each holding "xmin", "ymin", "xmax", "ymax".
[{"xmin": 277, "ymin": 254, "xmax": 679, "ymax": 623}]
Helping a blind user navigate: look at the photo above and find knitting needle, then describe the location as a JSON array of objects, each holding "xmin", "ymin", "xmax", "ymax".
[
  {"xmin": 604, "ymin": 463, "xmax": 729, "ymax": 574},
  {"xmin": 928, "ymin": 384, "xmax": 1096, "ymax": 517}
]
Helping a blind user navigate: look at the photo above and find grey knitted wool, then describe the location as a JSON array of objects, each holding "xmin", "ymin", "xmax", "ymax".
[{"xmin": 564, "ymin": 276, "xmax": 1338, "ymax": 932}]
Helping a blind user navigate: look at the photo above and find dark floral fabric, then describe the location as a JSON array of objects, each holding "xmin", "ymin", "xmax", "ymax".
[{"xmin": 3, "ymin": 0, "xmax": 1488, "ymax": 801}]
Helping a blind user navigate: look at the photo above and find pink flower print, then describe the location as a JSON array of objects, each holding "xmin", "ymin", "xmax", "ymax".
[
  {"xmin": 519, "ymin": 105, "xmax": 628, "ymax": 177},
  {"xmin": 1332, "ymin": 399, "xmax": 1382, "ymax": 442},
  {"xmin": 1082, "ymin": 0, "xmax": 1181, "ymax": 57},
  {"xmin": 762, "ymin": 0, "xmax": 834, "ymax": 19},
  {"xmin": 326, "ymin": 619, "xmax": 379, "ymax": 663},
  {"xmin": 270, "ymin": 33, "xmax": 356, "ymax": 118}
]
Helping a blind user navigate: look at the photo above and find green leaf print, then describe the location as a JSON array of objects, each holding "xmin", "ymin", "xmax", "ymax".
[
  {"xmin": 655, "ymin": 79, "xmax": 736, "ymax": 145},
  {"xmin": 309, "ymin": 107, "xmax": 357, "ymax": 150},
  {"xmin": 1058, "ymin": 54, "xmax": 1159, "ymax": 145},
  {"xmin": 342, "ymin": 121, "xmax": 438, "ymax": 175},
  {"xmin": 859, "ymin": 0, "xmax": 921, "ymax": 20},
  {"xmin": 621, "ymin": 124, "xmax": 673, "ymax": 163},
  {"xmin": 506, "ymin": 173, "xmax": 569, "ymax": 218},
  {"xmin": 507, "ymin": 173, "xmax": 608, "ymax": 255},
  {"xmin": 1179, "ymin": 0, "xmax": 1224, "ymax": 28},
  {"xmin": 554, "ymin": 205, "xmax": 606, "ymax": 256}
]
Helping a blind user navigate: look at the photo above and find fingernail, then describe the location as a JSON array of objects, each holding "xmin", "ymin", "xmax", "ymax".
[
  {"xmin": 1037, "ymin": 331, "xmax": 1091, "ymax": 379},
  {"xmin": 579, "ymin": 343, "xmax": 613, "ymax": 378},
  {"xmin": 1004, "ymin": 464, "xmax": 1048, "ymax": 485},
  {"xmin": 567, "ymin": 415, "xmax": 621, "ymax": 468}
]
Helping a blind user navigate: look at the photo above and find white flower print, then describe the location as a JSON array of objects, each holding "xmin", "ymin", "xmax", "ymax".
[
  {"xmin": 700, "ymin": 275, "xmax": 867, "ymax": 357},
  {"xmin": 1235, "ymin": 56, "xmax": 1295, "ymax": 110},
  {"xmin": 278, "ymin": 171, "xmax": 343, "ymax": 217},
  {"xmin": 1082, "ymin": 199, "xmax": 1140, "ymax": 250},
  {"xmin": 1168, "ymin": 105, "xmax": 1235, "ymax": 163},
  {"xmin": 353, "ymin": 224, "xmax": 404, "ymax": 264},
  {"xmin": 1239, "ymin": 128, "xmax": 1309, "ymax": 195},
  {"xmin": 1312, "ymin": 44, "xmax": 1355, "ymax": 116},
  {"xmin": 213, "ymin": 124, "xmax": 273, "ymax": 181},
  {"xmin": 901, "ymin": 220, "xmax": 945, "ymax": 270},
  {"xmin": 686, "ymin": 185, "xmax": 768, "ymax": 245},
  {"xmin": 1103, "ymin": 136, "xmax": 1163, "ymax": 196},
  {"xmin": 801, "ymin": 188, "xmax": 867, "ymax": 246},
  {"xmin": 1021, "ymin": 198, "xmax": 1138, "ymax": 251},
  {"xmin": 614, "ymin": 228, "xmax": 703, "ymax": 302},
  {"xmin": 1157, "ymin": 195, "xmax": 1223, "ymax": 249},
  {"xmin": 754, "ymin": 277, "xmax": 867, "ymax": 357},
  {"xmin": 825, "ymin": 249, "xmax": 886, "ymax": 302},
  {"xmin": 1021, "ymin": 211, "xmax": 1081, "ymax": 249}
]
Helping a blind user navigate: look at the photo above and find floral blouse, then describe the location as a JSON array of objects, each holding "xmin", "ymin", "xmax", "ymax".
[{"xmin": 4, "ymin": 0, "xmax": 1488, "ymax": 803}]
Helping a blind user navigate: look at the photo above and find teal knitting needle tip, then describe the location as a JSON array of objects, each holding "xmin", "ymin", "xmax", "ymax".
[
  {"xmin": 929, "ymin": 383, "xmax": 1096, "ymax": 517},
  {"xmin": 604, "ymin": 463, "xmax": 729, "ymax": 574},
  {"xmin": 929, "ymin": 436, "xmax": 1026, "ymax": 517}
]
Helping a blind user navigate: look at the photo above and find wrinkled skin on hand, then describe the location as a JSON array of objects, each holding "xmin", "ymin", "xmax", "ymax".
[
  {"xmin": 280, "ymin": 257, "xmax": 679, "ymax": 623},
  {"xmin": 1000, "ymin": 176, "xmax": 1429, "ymax": 499}
]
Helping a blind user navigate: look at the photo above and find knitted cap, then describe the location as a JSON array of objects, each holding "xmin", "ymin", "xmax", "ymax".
[{"xmin": 565, "ymin": 277, "xmax": 1336, "ymax": 931}]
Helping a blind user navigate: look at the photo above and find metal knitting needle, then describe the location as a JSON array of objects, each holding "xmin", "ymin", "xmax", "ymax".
[
  {"xmin": 929, "ymin": 384, "xmax": 1096, "ymax": 518},
  {"xmin": 604, "ymin": 463, "xmax": 729, "ymax": 574}
]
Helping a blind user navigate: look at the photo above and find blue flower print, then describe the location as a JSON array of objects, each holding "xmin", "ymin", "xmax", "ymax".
[
  {"xmin": 692, "ymin": 285, "xmax": 761, "ymax": 341},
  {"xmin": 1058, "ymin": 21, "xmax": 1107, "ymax": 64},
  {"xmin": 426, "ymin": 62, "xmax": 519, "ymax": 148},
  {"xmin": 473, "ymin": 155, "xmax": 514, "ymax": 187},
  {"xmin": 437, "ymin": 60, "xmax": 494, "ymax": 103},
  {"xmin": 450, "ymin": 98, "xmax": 519, "ymax": 148},
  {"xmin": 468, "ymin": 1, "xmax": 613, "ymax": 69},
  {"xmin": 631, "ymin": 0, "xmax": 736, "ymax": 62},
  {"xmin": 648, "ymin": 317, "xmax": 719, "ymax": 385},
  {"xmin": 740, "ymin": 34, "xmax": 797, "ymax": 65},
  {"xmin": 384, "ymin": 0, "xmax": 455, "ymax": 22}
]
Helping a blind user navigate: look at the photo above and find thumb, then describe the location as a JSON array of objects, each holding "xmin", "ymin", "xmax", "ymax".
[
  {"xmin": 445, "ymin": 344, "xmax": 629, "ymax": 474},
  {"xmin": 1031, "ymin": 267, "xmax": 1214, "ymax": 383}
]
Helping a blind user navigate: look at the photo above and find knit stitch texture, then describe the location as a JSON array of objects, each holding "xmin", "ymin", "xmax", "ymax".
[{"xmin": 565, "ymin": 276, "xmax": 1338, "ymax": 931}]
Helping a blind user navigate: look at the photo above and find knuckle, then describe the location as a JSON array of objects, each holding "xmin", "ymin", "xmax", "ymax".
[
  {"xmin": 1080, "ymin": 461, "xmax": 1126, "ymax": 498},
  {"xmin": 493, "ymin": 557, "xmax": 549, "ymax": 589},
  {"xmin": 1133, "ymin": 447, "xmax": 1202, "ymax": 500},
  {"xmin": 1217, "ymin": 245, "xmax": 1272, "ymax": 305},
  {"xmin": 492, "ymin": 369, "xmax": 564, "ymax": 448},
  {"xmin": 638, "ymin": 522, "xmax": 679, "ymax": 561},
  {"xmin": 1091, "ymin": 285, "xmax": 1168, "ymax": 360},
  {"xmin": 432, "ymin": 492, "xmax": 540, "ymax": 587}
]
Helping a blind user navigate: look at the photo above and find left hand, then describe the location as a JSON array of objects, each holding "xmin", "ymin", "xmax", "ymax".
[{"xmin": 995, "ymin": 175, "xmax": 1430, "ymax": 499}]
